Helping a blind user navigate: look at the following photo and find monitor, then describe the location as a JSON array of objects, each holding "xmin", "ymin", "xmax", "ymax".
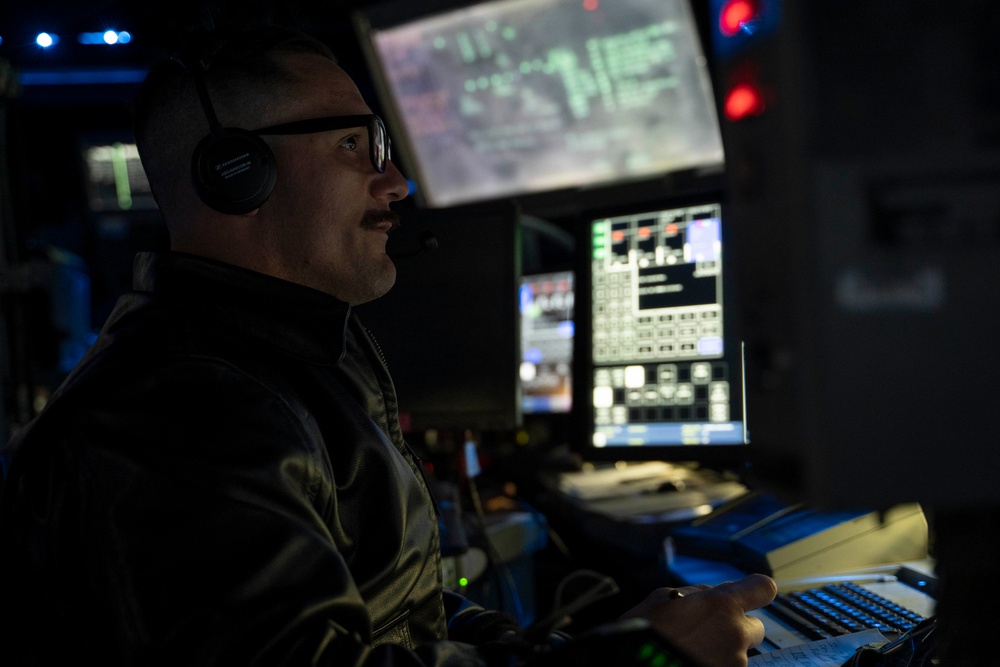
[
  {"xmin": 81, "ymin": 139, "xmax": 157, "ymax": 213},
  {"xmin": 575, "ymin": 198, "xmax": 747, "ymax": 467},
  {"xmin": 77, "ymin": 133, "xmax": 168, "ymax": 324},
  {"xmin": 355, "ymin": 0, "xmax": 724, "ymax": 208},
  {"xmin": 520, "ymin": 270, "xmax": 574, "ymax": 415},
  {"xmin": 356, "ymin": 202, "xmax": 522, "ymax": 432}
]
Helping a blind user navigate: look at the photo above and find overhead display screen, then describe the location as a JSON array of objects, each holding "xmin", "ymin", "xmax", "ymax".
[{"xmin": 362, "ymin": 0, "xmax": 724, "ymax": 206}]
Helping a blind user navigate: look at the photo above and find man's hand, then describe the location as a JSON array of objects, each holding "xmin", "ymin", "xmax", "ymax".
[{"xmin": 619, "ymin": 574, "xmax": 777, "ymax": 667}]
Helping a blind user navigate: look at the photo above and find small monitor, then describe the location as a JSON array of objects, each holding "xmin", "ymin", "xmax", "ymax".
[
  {"xmin": 356, "ymin": 0, "xmax": 723, "ymax": 207},
  {"xmin": 81, "ymin": 140, "xmax": 157, "ymax": 212},
  {"xmin": 77, "ymin": 133, "xmax": 168, "ymax": 324},
  {"xmin": 576, "ymin": 198, "xmax": 746, "ymax": 465},
  {"xmin": 520, "ymin": 270, "xmax": 574, "ymax": 415}
]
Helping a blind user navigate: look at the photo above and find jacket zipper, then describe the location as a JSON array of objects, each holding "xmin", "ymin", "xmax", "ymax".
[
  {"xmin": 365, "ymin": 327, "xmax": 389, "ymax": 371},
  {"xmin": 363, "ymin": 326, "xmax": 440, "ymax": 517}
]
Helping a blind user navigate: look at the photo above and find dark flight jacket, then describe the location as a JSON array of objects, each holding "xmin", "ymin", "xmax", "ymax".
[{"xmin": 0, "ymin": 251, "xmax": 513, "ymax": 665}]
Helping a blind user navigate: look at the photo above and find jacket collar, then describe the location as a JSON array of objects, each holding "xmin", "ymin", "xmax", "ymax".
[{"xmin": 132, "ymin": 251, "xmax": 352, "ymax": 365}]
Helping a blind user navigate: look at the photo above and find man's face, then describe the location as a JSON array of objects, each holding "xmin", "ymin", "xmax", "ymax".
[{"xmin": 258, "ymin": 53, "xmax": 410, "ymax": 305}]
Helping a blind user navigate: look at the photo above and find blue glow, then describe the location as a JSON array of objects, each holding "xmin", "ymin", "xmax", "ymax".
[
  {"xmin": 77, "ymin": 30, "xmax": 132, "ymax": 45},
  {"xmin": 406, "ymin": 179, "xmax": 417, "ymax": 196},
  {"xmin": 557, "ymin": 320, "xmax": 574, "ymax": 338},
  {"xmin": 710, "ymin": 0, "xmax": 782, "ymax": 59},
  {"xmin": 740, "ymin": 17, "xmax": 762, "ymax": 35},
  {"xmin": 36, "ymin": 33, "xmax": 58, "ymax": 48},
  {"xmin": 519, "ymin": 284, "xmax": 533, "ymax": 313},
  {"xmin": 18, "ymin": 68, "xmax": 148, "ymax": 86}
]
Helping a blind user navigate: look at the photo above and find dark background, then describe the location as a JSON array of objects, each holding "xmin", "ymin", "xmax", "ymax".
[{"xmin": 0, "ymin": 0, "xmax": 406, "ymax": 263}]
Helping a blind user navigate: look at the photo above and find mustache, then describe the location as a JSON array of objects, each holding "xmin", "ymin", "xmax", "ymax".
[{"xmin": 361, "ymin": 209, "xmax": 401, "ymax": 231}]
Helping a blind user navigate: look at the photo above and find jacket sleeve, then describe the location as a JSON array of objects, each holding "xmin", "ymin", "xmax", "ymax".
[
  {"xmin": 443, "ymin": 590, "xmax": 521, "ymax": 644},
  {"xmin": 4, "ymin": 355, "xmax": 496, "ymax": 666}
]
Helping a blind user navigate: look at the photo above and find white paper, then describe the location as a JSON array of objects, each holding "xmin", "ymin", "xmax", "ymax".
[{"xmin": 748, "ymin": 630, "xmax": 887, "ymax": 667}]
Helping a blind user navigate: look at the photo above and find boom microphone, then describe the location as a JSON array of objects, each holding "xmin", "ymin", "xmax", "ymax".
[{"xmin": 389, "ymin": 231, "xmax": 438, "ymax": 260}]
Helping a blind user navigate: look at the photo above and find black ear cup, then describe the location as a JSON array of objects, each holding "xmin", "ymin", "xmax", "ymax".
[{"xmin": 191, "ymin": 127, "xmax": 277, "ymax": 215}]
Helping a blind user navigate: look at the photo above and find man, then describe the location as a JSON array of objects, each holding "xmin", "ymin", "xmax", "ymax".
[{"xmin": 0, "ymin": 25, "xmax": 775, "ymax": 666}]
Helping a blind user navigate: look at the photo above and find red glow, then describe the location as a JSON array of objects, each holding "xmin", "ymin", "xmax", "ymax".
[
  {"xmin": 612, "ymin": 230, "xmax": 625, "ymax": 242},
  {"xmin": 724, "ymin": 83, "xmax": 765, "ymax": 120},
  {"xmin": 638, "ymin": 226, "xmax": 652, "ymax": 239},
  {"xmin": 720, "ymin": 0, "xmax": 756, "ymax": 36},
  {"xmin": 583, "ymin": 0, "xmax": 599, "ymax": 11},
  {"xmin": 665, "ymin": 223, "xmax": 678, "ymax": 235}
]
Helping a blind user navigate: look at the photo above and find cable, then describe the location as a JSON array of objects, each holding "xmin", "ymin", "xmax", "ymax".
[
  {"xmin": 467, "ymin": 472, "xmax": 527, "ymax": 626},
  {"xmin": 523, "ymin": 569, "xmax": 620, "ymax": 644},
  {"xmin": 840, "ymin": 617, "xmax": 938, "ymax": 667}
]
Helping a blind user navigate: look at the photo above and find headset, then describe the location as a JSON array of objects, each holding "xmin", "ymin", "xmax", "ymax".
[{"xmin": 181, "ymin": 55, "xmax": 278, "ymax": 215}]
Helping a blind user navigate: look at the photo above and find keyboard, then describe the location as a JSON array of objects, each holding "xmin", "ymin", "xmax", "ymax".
[
  {"xmin": 743, "ymin": 565, "xmax": 938, "ymax": 653},
  {"xmin": 765, "ymin": 582, "xmax": 927, "ymax": 641}
]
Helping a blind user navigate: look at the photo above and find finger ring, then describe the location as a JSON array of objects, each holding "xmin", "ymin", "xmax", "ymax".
[{"xmin": 668, "ymin": 589, "xmax": 685, "ymax": 599}]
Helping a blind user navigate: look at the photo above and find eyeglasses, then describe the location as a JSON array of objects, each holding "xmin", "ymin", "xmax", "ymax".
[{"xmin": 252, "ymin": 114, "xmax": 391, "ymax": 174}]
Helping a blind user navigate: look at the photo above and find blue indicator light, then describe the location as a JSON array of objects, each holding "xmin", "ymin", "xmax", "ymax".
[
  {"xmin": 36, "ymin": 33, "xmax": 58, "ymax": 48},
  {"xmin": 78, "ymin": 31, "xmax": 132, "ymax": 45}
]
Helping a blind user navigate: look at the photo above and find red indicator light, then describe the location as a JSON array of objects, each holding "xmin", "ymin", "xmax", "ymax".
[
  {"xmin": 724, "ymin": 83, "xmax": 765, "ymax": 120},
  {"xmin": 720, "ymin": 0, "xmax": 756, "ymax": 37},
  {"xmin": 612, "ymin": 230, "xmax": 625, "ymax": 242},
  {"xmin": 638, "ymin": 227, "xmax": 652, "ymax": 239},
  {"xmin": 583, "ymin": 0, "xmax": 599, "ymax": 11}
]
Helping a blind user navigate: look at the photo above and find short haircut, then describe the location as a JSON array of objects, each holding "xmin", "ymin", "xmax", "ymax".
[{"xmin": 132, "ymin": 25, "xmax": 337, "ymax": 218}]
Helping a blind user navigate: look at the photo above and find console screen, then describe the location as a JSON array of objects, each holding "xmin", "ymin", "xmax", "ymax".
[{"xmin": 589, "ymin": 202, "xmax": 745, "ymax": 447}]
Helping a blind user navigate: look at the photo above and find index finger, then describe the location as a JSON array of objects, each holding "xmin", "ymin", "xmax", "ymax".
[{"xmin": 717, "ymin": 573, "xmax": 778, "ymax": 611}]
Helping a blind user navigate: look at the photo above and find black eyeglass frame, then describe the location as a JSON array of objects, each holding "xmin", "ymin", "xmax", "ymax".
[{"xmin": 252, "ymin": 114, "xmax": 391, "ymax": 174}]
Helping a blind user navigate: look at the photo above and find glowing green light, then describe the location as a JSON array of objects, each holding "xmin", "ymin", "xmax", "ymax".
[
  {"xmin": 459, "ymin": 577, "xmax": 469, "ymax": 587},
  {"xmin": 111, "ymin": 142, "xmax": 133, "ymax": 210},
  {"xmin": 638, "ymin": 643, "xmax": 656, "ymax": 660}
]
